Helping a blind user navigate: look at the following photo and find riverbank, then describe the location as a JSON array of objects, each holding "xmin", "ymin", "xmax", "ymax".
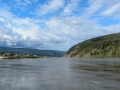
[
  {"xmin": 0, "ymin": 56, "xmax": 44, "ymax": 59},
  {"xmin": 0, "ymin": 56, "xmax": 6, "ymax": 59}
]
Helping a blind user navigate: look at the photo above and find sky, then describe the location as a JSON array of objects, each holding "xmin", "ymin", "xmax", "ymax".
[{"xmin": 0, "ymin": 0, "xmax": 120, "ymax": 51}]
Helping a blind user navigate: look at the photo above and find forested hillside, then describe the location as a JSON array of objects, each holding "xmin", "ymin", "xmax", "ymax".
[
  {"xmin": 0, "ymin": 47, "xmax": 65, "ymax": 57},
  {"xmin": 63, "ymin": 33, "xmax": 120, "ymax": 58}
]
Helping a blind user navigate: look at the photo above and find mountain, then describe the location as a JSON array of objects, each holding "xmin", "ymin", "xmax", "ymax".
[
  {"xmin": 0, "ymin": 47, "xmax": 65, "ymax": 57},
  {"xmin": 63, "ymin": 33, "xmax": 120, "ymax": 58}
]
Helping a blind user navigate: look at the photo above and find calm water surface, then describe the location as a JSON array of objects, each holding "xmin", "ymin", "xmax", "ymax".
[{"xmin": 0, "ymin": 58, "xmax": 120, "ymax": 90}]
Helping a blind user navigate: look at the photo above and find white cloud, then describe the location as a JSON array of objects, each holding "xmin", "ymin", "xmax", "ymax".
[
  {"xmin": 13, "ymin": 0, "xmax": 34, "ymax": 12},
  {"xmin": 0, "ymin": 0, "xmax": 120, "ymax": 51},
  {"xmin": 44, "ymin": 16, "xmax": 106, "ymax": 44},
  {"xmin": 0, "ymin": 21, "xmax": 23, "ymax": 47},
  {"xmin": 37, "ymin": 0, "xmax": 64, "ymax": 15},
  {"xmin": 83, "ymin": 0, "xmax": 120, "ymax": 18},
  {"xmin": 101, "ymin": 3, "xmax": 120, "ymax": 16},
  {"xmin": 104, "ymin": 24, "xmax": 120, "ymax": 33},
  {"xmin": 0, "ymin": 7, "xmax": 120, "ymax": 51},
  {"xmin": 32, "ymin": 0, "xmax": 38, "ymax": 3},
  {"xmin": 83, "ymin": 0, "xmax": 103, "ymax": 17},
  {"xmin": 24, "ymin": 0, "xmax": 32, "ymax": 4},
  {"xmin": 0, "ymin": 17, "xmax": 5, "ymax": 22},
  {"xmin": 0, "ymin": 8, "xmax": 15, "ymax": 19},
  {"xmin": 0, "ymin": 8, "xmax": 67, "ymax": 50},
  {"xmin": 0, "ymin": 9, "xmax": 45, "ymax": 48},
  {"xmin": 15, "ymin": 0, "xmax": 32, "ymax": 6},
  {"xmin": 62, "ymin": 0, "xmax": 81, "ymax": 15}
]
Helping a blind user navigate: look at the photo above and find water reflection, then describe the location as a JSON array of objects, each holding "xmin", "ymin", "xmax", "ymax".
[{"xmin": 0, "ymin": 58, "xmax": 120, "ymax": 90}]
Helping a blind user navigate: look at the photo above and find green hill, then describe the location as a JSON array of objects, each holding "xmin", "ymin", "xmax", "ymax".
[
  {"xmin": 63, "ymin": 33, "xmax": 120, "ymax": 58},
  {"xmin": 0, "ymin": 47, "xmax": 65, "ymax": 57}
]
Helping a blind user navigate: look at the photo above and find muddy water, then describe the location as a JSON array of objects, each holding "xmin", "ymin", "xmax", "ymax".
[{"xmin": 0, "ymin": 58, "xmax": 120, "ymax": 90}]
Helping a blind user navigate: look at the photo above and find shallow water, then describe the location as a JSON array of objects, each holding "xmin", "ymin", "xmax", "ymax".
[{"xmin": 0, "ymin": 58, "xmax": 120, "ymax": 90}]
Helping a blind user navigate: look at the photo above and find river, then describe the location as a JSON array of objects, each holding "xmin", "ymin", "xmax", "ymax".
[{"xmin": 0, "ymin": 58, "xmax": 120, "ymax": 90}]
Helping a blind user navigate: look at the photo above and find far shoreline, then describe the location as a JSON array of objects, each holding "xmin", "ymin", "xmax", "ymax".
[{"xmin": 0, "ymin": 56, "xmax": 6, "ymax": 59}]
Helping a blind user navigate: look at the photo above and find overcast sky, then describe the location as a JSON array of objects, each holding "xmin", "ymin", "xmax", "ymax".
[{"xmin": 0, "ymin": 0, "xmax": 120, "ymax": 51}]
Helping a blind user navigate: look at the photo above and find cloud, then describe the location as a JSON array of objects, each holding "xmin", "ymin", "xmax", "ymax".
[
  {"xmin": 0, "ymin": 0, "xmax": 120, "ymax": 51},
  {"xmin": 15, "ymin": 0, "xmax": 32, "ymax": 6},
  {"xmin": 37, "ymin": 0, "xmax": 64, "ymax": 15},
  {"xmin": 62, "ymin": 0, "xmax": 81, "ymax": 15},
  {"xmin": 83, "ymin": 0, "xmax": 120, "ymax": 18},
  {"xmin": 101, "ymin": 3, "xmax": 120, "ymax": 16},
  {"xmin": 0, "ymin": 21, "xmax": 23, "ymax": 46},
  {"xmin": 0, "ymin": 8, "xmax": 45, "ymax": 48},
  {"xmin": 104, "ymin": 24, "xmax": 120, "ymax": 33},
  {"xmin": 0, "ymin": 7, "xmax": 120, "ymax": 51},
  {"xmin": 32, "ymin": 0, "xmax": 38, "ymax": 3},
  {"xmin": 44, "ymin": 16, "xmax": 105, "ymax": 43},
  {"xmin": 0, "ymin": 8, "xmax": 67, "ymax": 50},
  {"xmin": 81, "ymin": 0, "xmax": 104, "ymax": 18}
]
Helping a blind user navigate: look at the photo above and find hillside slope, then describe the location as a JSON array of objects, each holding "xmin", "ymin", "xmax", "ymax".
[
  {"xmin": 0, "ymin": 47, "xmax": 65, "ymax": 57},
  {"xmin": 63, "ymin": 33, "xmax": 120, "ymax": 58}
]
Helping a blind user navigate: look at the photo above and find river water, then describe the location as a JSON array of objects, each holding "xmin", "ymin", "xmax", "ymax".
[{"xmin": 0, "ymin": 58, "xmax": 120, "ymax": 90}]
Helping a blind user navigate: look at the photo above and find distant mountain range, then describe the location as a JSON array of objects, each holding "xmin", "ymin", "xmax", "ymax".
[
  {"xmin": 63, "ymin": 33, "xmax": 120, "ymax": 58},
  {"xmin": 0, "ymin": 47, "xmax": 65, "ymax": 57}
]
